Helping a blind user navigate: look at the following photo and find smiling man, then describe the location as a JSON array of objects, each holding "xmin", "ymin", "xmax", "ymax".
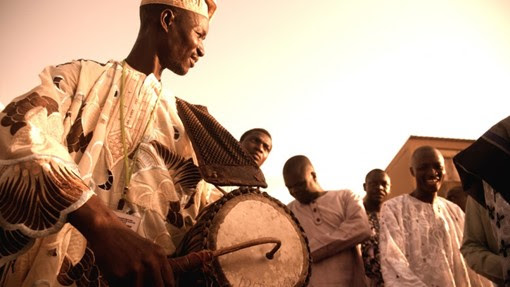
[
  {"xmin": 0, "ymin": 0, "xmax": 219, "ymax": 286},
  {"xmin": 378, "ymin": 146, "xmax": 492, "ymax": 287}
]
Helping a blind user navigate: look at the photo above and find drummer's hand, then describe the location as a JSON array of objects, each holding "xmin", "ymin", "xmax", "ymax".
[{"xmin": 68, "ymin": 195, "xmax": 175, "ymax": 287}]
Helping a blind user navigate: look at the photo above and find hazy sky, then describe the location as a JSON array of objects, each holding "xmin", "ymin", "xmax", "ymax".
[{"xmin": 1, "ymin": 0, "xmax": 510, "ymax": 204}]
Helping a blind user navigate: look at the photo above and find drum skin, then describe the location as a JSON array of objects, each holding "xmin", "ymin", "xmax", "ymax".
[{"xmin": 175, "ymin": 188, "xmax": 311, "ymax": 287}]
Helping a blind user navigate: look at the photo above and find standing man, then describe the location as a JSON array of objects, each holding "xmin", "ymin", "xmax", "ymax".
[
  {"xmin": 461, "ymin": 196, "xmax": 505, "ymax": 286},
  {"xmin": 454, "ymin": 115, "xmax": 510, "ymax": 286},
  {"xmin": 283, "ymin": 155, "xmax": 371, "ymax": 287},
  {"xmin": 361, "ymin": 169, "xmax": 391, "ymax": 287},
  {"xmin": 0, "ymin": 0, "xmax": 217, "ymax": 286},
  {"xmin": 379, "ymin": 146, "xmax": 492, "ymax": 286}
]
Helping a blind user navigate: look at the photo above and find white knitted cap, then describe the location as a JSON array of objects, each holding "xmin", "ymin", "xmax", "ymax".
[{"xmin": 140, "ymin": 0, "xmax": 216, "ymax": 19}]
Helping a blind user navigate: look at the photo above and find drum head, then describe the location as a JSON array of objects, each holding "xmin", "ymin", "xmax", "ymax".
[{"xmin": 207, "ymin": 192, "xmax": 310, "ymax": 286}]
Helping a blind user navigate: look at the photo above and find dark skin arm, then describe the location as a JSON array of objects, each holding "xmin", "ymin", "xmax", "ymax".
[{"xmin": 68, "ymin": 195, "xmax": 175, "ymax": 287}]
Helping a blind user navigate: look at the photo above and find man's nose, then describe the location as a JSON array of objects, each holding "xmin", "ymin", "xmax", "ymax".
[
  {"xmin": 426, "ymin": 168, "xmax": 439, "ymax": 177},
  {"xmin": 197, "ymin": 42, "xmax": 205, "ymax": 57}
]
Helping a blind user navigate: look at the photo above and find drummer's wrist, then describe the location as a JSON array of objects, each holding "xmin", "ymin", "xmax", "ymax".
[{"xmin": 68, "ymin": 195, "xmax": 123, "ymax": 240}]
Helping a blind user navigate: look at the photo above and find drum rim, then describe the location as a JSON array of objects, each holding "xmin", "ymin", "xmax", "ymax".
[{"xmin": 179, "ymin": 188, "xmax": 312, "ymax": 287}]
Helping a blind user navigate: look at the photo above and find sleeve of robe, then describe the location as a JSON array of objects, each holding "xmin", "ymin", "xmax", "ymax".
[
  {"xmin": 0, "ymin": 61, "xmax": 96, "ymax": 267},
  {"xmin": 379, "ymin": 199, "xmax": 428, "ymax": 287},
  {"xmin": 461, "ymin": 196, "xmax": 505, "ymax": 285},
  {"xmin": 309, "ymin": 190, "xmax": 372, "ymax": 262}
]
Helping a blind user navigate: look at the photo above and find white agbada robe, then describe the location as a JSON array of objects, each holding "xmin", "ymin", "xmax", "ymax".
[
  {"xmin": 379, "ymin": 194, "xmax": 492, "ymax": 287},
  {"xmin": 0, "ymin": 60, "xmax": 209, "ymax": 286}
]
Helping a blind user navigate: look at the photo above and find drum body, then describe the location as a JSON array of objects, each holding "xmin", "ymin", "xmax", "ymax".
[{"xmin": 176, "ymin": 189, "xmax": 311, "ymax": 286}]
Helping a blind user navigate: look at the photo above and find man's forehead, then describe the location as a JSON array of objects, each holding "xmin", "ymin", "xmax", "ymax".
[
  {"xmin": 247, "ymin": 131, "xmax": 270, "ymax": 139},
  {"xmin": 367, "ymin": 171, "xmax": 389, "ymax": 181},
  {"xmin": 246, "ymin": 131, "xmax": 272, "ymax": 145},
  {"xmin": 284, "ymin": 172, "xmax": 306, "ymax": 187},
  {"xmin": 413, "ymin": 149, "xmax": 443, "ymax": 165},
  {"xmin": 286, "ymin": 163, "xmax": 310, "ymax": 177}
]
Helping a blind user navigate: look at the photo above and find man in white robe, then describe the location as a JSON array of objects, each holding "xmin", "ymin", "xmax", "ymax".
[
  {"xmin": 284, "ymin": 155, "xmax": 371, "ymax": 287},
  {"xmin": 0, "ymin": 1, "xmax": 220, "ymax": 286},
  {"xmin": 379, "ymin": 146, "xmax": 492, "ymax": 287}
]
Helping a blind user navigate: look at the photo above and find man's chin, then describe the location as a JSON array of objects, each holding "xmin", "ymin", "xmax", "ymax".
[
  {"xmin": 168, "ymin": 65, "xmax": 189, "ymax": 76},
  {"xmin": 423, "ymin": 186, "xmax": 440, "ymax": 194},
  {"xmin": 175, "ymin": 69, "xmax": 188, "ymax": 76}
]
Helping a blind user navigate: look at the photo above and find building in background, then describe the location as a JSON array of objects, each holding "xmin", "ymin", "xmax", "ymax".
[{"xmin": 385, "ymin": 135, "xmax": 475, "ymax": 200}]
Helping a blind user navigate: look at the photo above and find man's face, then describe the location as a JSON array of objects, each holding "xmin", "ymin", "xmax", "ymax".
[
  {"xmin": 240, "ymin": 131, "xmax": 272, "ymax": 167},
  {"xmin": 410, "ymin": 149, "xmax": 445, "ymax": 194},
  {"xmin": 159, "ymin": 9, "xmax": 209, "ymax": 75},
  {"xmin": 363, "ymin": 172, "xmax": 391, "ymax": 204},
  {"xmin": 284, "ymin": 165, "xmax": 319, "ymax": 204}
]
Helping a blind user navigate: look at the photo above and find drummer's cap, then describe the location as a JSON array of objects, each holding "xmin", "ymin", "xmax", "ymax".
[{"xmin": 140, "ymin": 0, "xmax": 217, "ymax": 19}]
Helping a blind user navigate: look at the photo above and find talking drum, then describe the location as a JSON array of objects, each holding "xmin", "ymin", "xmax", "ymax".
[{"xmin": 175, "ymin": 188, "xmax": 311, "ymax": 286}]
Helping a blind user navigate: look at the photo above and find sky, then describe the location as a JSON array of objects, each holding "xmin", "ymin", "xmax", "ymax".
[{"xmin": 1, "ymin": 0, "xmax": 510, "ymax": 204}]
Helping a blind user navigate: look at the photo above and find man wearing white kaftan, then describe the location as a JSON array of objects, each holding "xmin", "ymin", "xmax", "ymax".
[
  {"xmin": 284, "ymin": 155, "xmax": 371, "ymax": 287},
  {"xmin": 0, "ymin": 59, "xmax": 207, "ymax": 286},
  {"xmin": 289, "ymin": 190, "xmax": 371, "ymax": 287},
  {"xmin": 380, "ymin": 194, "xmax": 491, "ymax": 287},
  {"xmin": 379, "ymin": 146, "xmax": 492, "ymax": 287},
  {"xmin": 0, "ymin": 0, "xmax": 220, "ymax": 285}
]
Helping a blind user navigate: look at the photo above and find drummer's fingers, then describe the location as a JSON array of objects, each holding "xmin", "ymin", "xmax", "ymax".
[
  {"xmin": 161, "ymin": 260, "xmax": 175, "ymax": 287},
  {"xmin": 149, "ymin": 264, "xmax": 165, "ymax": 287},
  {"xmin": 134, "ymin": 270, "xmax": 145, "ymax": 287}
]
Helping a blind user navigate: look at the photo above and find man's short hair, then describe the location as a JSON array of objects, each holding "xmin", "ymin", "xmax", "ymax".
[
  {"xmin": 365, "ymin": 168, "xmax": 387, "ymax": 183},
  {"xmin": 283, "ymin": 155, "xmax": 311, "ymax": 176},
  {"xmin": 239, "ymin": 128, "xmax": 271, "ymax": 142}
]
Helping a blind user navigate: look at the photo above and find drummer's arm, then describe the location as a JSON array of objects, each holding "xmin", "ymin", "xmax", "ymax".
[
  {"xmin": 308, "ymin": 190, "xmax": 371, "ymax": 262},
  {"xmin": 68, "ymin": 195, "xmax": 175, "ymax": 286}
]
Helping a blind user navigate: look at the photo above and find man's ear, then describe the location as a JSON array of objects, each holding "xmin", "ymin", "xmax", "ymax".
[
  {"xmin": 160, "ymin": 8, "xmax": 175, "ymax": 32},
  {"xmin": 363, "ymin": 183, "xmax": 367, "ymax": 191},
  {"xmin": 409, "ymin": 167, "xmax": 415, "ymax": 177},
  {"xmin": 311, "ymin": 171, "xmax": 317, "ymax": 182}
]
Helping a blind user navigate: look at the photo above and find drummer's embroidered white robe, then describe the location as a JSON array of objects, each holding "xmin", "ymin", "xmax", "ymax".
[
  {"xmin": 288, "ymin": 190, "xmax": 371, "ymax": 287},
  {"xmin": 379, "ymin": 194, "xmax": 493, "ymax": 287},
  {"xmin": 0, "ymin": 60, "xmax": 209, "ymax": 286}
]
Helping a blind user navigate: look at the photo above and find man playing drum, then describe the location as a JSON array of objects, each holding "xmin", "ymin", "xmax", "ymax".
[{"xmin": 0, "ymin": 0, "xmax": 218, "ymax": 286}]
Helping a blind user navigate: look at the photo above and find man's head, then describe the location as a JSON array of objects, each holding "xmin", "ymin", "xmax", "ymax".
[
  {"xmin": 240, "ymin": 128, "xmax": 272, "ymax": 167},
  {"xmin": 283, "ymin": 155, "xmax": 323, "ymax": 204},
  {"xmin": 363, "ymin": 169, "xmax": 391, "ymax": 204},
  {"xmin": 139, "ymin": 0, "xmax": 215, "ymax": 75},
  {"xmin": 446, "ymin": 186, "xmax": 467, "ymax": 211},
  {"xmin": 410, "ymin": 146, "xmax": 445, "ymax": 195}
]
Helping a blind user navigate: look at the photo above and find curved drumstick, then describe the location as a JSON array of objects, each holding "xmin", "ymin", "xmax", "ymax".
[
  {"xmin": 213, "ymin": 237, "xmax": 281, "ymax": 259},
  {"xmin": 168, "ymin": 237, "xmax": 281, "ymax": 274}
]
